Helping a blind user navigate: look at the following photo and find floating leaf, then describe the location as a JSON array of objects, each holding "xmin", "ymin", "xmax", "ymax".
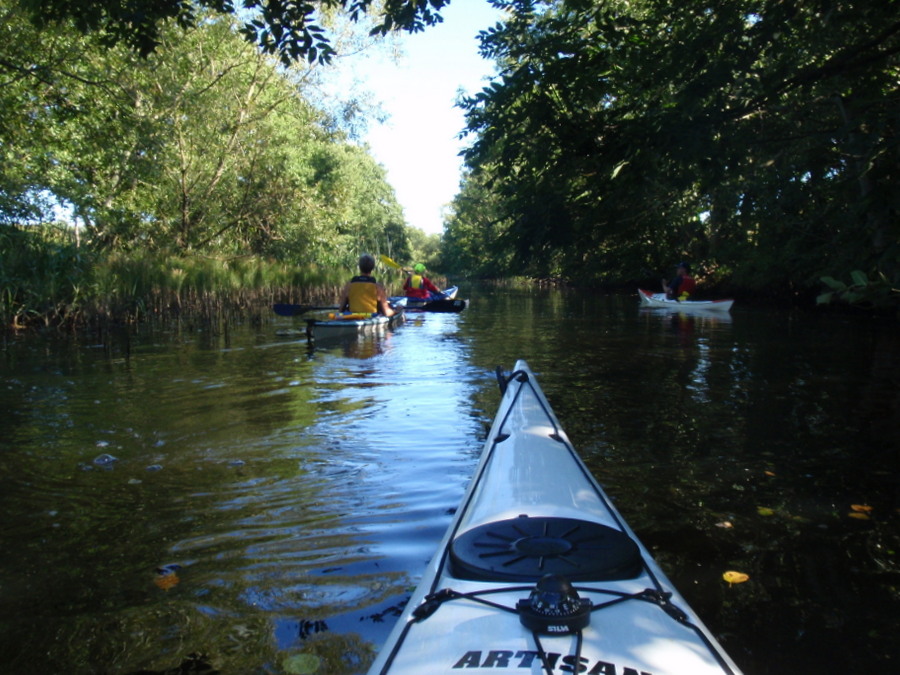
[
  {"xmin": 820, "ymin": 276, "xmax": 847, "ymax": 291},
  {"xmin": 850, "ymin": 504, "xmax": 873, "ymax": 512},
  {"xmin": 848, "ymin": 512, "xmax": 870, "ymax": 520},
  {"xmin": 283, "ymin": 653, "xmax": 321, "ymax": 674},
  {"xmin": 764, "ymin": 470, "xmax": 776, "ymax": 477},
  {"xmin": 723, "ymin": 570, "xmax": 750, "ymax": 585},
  {"xmin": 611, "ymin": 160, "xmax": 629, "ymax": 178},
  {"xmin": 850, "ymin": 270, "xmax": 869, "ymax": 287},
  {"xmin": 757, "ymin": 506, "xmax": 775, "ymax": 516},
  {"xmin": 715, "ymin": 521, "xmax": 733, "ymax": 529},
  {"xmin": 154, "ymin": 573, "xmax": 179, "ymax": 590},
  {"xmin": 154, "ymin": 563, "xmax": 181, "ymax": 589}
]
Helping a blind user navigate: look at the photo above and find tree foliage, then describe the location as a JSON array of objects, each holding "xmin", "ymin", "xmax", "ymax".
[
  {"xmin": 0, "ymin": 1, "xmax": 411, "ymax": 269},
  {"xmin": 441, "ymin": 169, "xmax": 513, "ymax": 277},
  {"xmin": 406, "ymin": 226, "xmax": 442, "ymax": 272},
  {"xmin": 446, "ymin": 0, "xmax": 900, "ymax": 298},
  {"xmin": 16, "ymin": 0, "xmax": 451, "ymax": 65}
]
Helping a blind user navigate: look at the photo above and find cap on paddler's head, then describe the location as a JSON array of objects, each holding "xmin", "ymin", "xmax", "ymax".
[
  {"xmin": 677, "ymin": 261, "xmax": 690, "ymax": 273},
  {"xmin": 414, "ymin": 263, "xmax": 426, "ymax": 274}
]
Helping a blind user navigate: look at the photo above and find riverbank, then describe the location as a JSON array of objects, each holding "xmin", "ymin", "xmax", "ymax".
[
  {"xmin": 6, "ymin": 222, "xmax": 892, "ymax": 334},
  {"xmin": 1, "ymin": 226, "xmax": 347, "ymax": 331},
  {"xmin": 460, "ymin": 275, "xmax": 900, "ymax": 318}
]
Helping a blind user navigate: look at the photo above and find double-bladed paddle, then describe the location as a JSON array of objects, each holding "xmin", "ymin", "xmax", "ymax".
[
  {"xmin": 378, "ymin": 254, "xmax": 409, "ymax": 272},
  {"xmin": 272, "ymin": 303, "xmax": 339, "ymax": 317}
]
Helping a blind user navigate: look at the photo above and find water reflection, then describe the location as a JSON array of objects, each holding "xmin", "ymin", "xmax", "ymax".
[{"xmin": 0, "ymin": 290, "xmax": 897, "ymax": 674}]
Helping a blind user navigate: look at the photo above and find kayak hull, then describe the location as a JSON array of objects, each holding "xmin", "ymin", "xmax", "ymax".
[
  {"xmin": 390, "ymin": 286, "xmax": 467, "ymax": 313},
  {"xmin": 368, "ymin": 361, "xmax": 741, "ymax": 675},
  {"xmin": 639, "ymin": 289, "xmax": 734, "ymax": 312},
  {"xmin": 304, "ymin": 310, "xmax": 404, "ymax": 342}
]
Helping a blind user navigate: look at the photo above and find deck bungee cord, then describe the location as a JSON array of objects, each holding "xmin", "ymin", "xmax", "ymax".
[
  {"xmin": 401, "ymin": 574, "xmax": 721, "ymax": 675},
  {"xmin": 370, "ymin": 362, "xmax": 742, "ymax": 675}
]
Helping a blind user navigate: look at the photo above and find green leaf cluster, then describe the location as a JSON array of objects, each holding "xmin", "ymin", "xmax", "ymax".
[
  {"xmin": 817, "ymin": 270, "xmax": 900, "ymax": 309},
  {"xmin": 0, "ymin": 2, "xmax": 410, "ymax": 267},
  {"xmin": 18, "ymin": 0, "xmax": 451, "ymax": 65},
  {"xmin": 445, "ymin": 0, "xmax": 900, "ymax": 300}
]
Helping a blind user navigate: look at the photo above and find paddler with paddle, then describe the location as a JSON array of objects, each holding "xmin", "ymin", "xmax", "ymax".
[
  {"xmin": 339, "ymin": 253, "xmax": 398, "ymax": 317},
  {"xmin": 662, "ymin": 261, "xmax": 697, "ymax": 301},
  {"xmin": 403, "ymin": 263, "xmax": 443, "ymax": 300}
]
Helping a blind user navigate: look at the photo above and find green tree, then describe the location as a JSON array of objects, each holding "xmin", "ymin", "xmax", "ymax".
[
  {"xmin": 17, "ymin": 0, "xmax": 452, "ymax": 64},
  {"xmin": 130, "ymin": 18, "xmax": 331, "ymax": 254},
  {"xmin": 405, "ymin": 226, "xmax": 441, "ymax": 272},
  {"xmin": 303, "ymin": 142, "xmax": 409, "ymax": 264},
  {"xmin": 1, "ymin": 2, "xmax": 409, "ymax": 269},
  {"xmin": 459, "ymin": 0, "xmax": 900, "ymax": 295},
  {"xmin": 441, "ymin": 169, "xmax": 513, "ymax": 277}
]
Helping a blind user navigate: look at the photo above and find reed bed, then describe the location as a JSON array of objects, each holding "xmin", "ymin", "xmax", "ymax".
[{"xmin": 0, "ymin": 226, "xmax": 347, "ymax": 332}]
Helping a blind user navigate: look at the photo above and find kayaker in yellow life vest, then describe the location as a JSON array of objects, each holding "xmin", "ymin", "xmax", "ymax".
[
  {"xmin": 403, "ymin": 263, "xmax": 442, "ymax": 300},
  {"xmin": 339, "ymin": 254, "xmax": 397, "ymax": 317}
]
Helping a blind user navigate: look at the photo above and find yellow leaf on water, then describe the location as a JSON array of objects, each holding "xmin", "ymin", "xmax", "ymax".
[
  {"xmin": 848, "ymin": 512, "xmax": 870, "ymax": 520},
  {"xmin": 757, "ymin": 506, "xmax": 775, "ymax": 516},
  {"xmin": 715, "ymin": 521, "xmax": 733, "ymax": 529},
  {"xmin": 850, "ymin": 504, "xmax": 873, "ymax": 512},
  {"xmin": 154, "ymin": 573, "xmax": 179, "ymax": 590},
  {"xmin": 723, "ymin": 571, "xmax": 750, "ymax": 585},
  {"xmin": 764, "ymin": 471, "xmax": 776, "ymax": 477}
]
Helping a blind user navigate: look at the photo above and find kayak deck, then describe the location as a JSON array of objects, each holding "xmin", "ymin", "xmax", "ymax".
[
  {"xmin": 304, "ymin": 310, "xmax": 404, "ymax": 342},
  {"xmin": 638, "ymin": 289, "xmax": 734, "ymax": 312},
  {"xmin": 369, "ymin": 362, "xmax": 741, "ymax": 675}
]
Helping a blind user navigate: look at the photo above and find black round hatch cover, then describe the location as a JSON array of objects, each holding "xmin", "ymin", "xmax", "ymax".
[{"xmin": 449, "ymin": 515, "xmax": 643, "ymax": 582}]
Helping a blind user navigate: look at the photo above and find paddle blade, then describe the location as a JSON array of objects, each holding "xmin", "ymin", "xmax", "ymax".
[
  {"xmin": 273, "ymin": 303, "xmax": 304, "ymax": 316},
  {"xmin": 378, "ymin": 254, "xmax": 402, "ymax": 270},
  {"xmin": 273, "ymin": 304, "xmax": 338, "ymax": 316}
]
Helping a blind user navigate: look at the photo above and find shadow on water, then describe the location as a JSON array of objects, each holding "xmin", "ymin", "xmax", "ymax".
[
  {"xmin": 458, "ymin": 286, "xmax": 900, "ymax": 674},
  {"xmin": 0, "ymin": 286, "xmax": 898, "ymax": 674}
]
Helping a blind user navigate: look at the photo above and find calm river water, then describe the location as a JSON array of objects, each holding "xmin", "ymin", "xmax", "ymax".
[{"xmin": 1, "ymin": 285, "xmax": 897, "ymax": 674}]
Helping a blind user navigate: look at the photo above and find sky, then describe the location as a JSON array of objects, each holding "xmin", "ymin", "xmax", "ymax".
[{"xmin": 324, "ymin": 1, "xmax": 504, "ymax": 235}]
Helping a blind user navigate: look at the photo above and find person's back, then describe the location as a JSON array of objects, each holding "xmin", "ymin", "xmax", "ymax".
[
  {"xmin": 346, "ymin": 274, "xmax": 379, "ymax": 313},
  {"xmin": 340, "ymin": 254, "xmax": 396, "ymax": 317},
  {"xmin": 404, "ymin": 263, "xmax": 440, "ymax": 299},
  {"xmin": 404, "ymin": 273, "xmax": 431, "ymax": 300}
]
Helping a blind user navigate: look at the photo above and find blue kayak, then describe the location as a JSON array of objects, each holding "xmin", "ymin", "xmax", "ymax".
[{"xmin": 390, "ymin": 286, "xmax": 467, "ymax": 313}]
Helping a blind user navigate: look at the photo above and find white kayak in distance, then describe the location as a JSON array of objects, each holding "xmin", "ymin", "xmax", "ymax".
[
  {"xmin": 369, "ymin": 360, "xmax": 742, "ymax": 675},
  {"xmin": 639, "ymin": 289, "xmax": 734, "ymax": 312}
]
